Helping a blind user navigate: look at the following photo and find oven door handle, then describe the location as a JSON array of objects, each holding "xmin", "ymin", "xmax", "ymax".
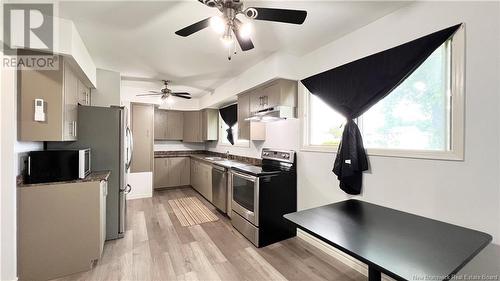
[{"xmin": 230, "ymin": 170, "xmax": 258, "ymax": 182}]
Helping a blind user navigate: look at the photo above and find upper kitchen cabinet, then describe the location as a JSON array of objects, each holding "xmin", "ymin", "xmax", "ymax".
[
  {"xmin": 202, "ymin": 109, "xmax": 219, "ymax": 141},
  {"xmin": 183, "ymin": 111, "xmax": 202, "ymax": 143},
  {"xmin": 183, "ymin": 109, "xmax": 218, "ymax": 143},
  {"xmin": 155, "ymin": 109, "xmax": 184, "ymax": 140},
  {"xmin": 130, "ymin": 103, "xmax": 154, "ymax": 173},
  {"xmin": 77, "ymin": 79, "xmax": 91, "ymax": 106},
  {"xmin": 249, "ymin": 79, "xmax": 298, "ymax": 115},
  {"xmin": 237, "ymin": 93, "xmax": 266, "ymax": 141},
  {"xmin": 19, "ymin": 57, "xmax": 83, "ymax": 141}
]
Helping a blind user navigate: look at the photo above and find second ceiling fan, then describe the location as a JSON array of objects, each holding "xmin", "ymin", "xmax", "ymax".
[{"xmin": 175, "ymin": 0, "xmax": 307, "ymax": 59}]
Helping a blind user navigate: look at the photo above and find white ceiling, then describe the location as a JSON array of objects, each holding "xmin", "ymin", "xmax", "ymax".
[{"xmin": 59, "ymin": 1, "xmax": 409, "ymax": 97}]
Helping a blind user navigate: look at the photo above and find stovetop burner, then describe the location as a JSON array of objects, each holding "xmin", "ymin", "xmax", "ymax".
[
  {"xmin": 231, "ymin": 148, "xmax": 296, "ymax": 176},
  {"xmin": 231, "ymin": 165, "xmax": 283, "ymax": 177}
]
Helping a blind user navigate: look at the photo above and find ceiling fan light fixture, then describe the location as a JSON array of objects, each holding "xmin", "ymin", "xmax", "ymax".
[
  {"xmin": 239, "ymin": 22, "xmax": 252, "ymax": 39},
  {"xmin": 221, "ymin": 26, "xmax": 234, "ymax": 48},
  {"xmin": 210, "ymin": 16, "xmax": 226, "ymax": 34},
  {"xmin": 221, "ymin": 35, "xmax": 234, "ymax": 48}
]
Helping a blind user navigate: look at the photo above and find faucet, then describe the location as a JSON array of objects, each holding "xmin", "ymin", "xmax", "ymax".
[{"xmin": 226, "ymin": 151, "xmax": 230, "ymax": 159}]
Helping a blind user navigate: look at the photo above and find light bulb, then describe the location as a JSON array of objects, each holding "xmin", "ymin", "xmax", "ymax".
[
  {"xmin": 239, "ymin": 22, "xmax": 252, "ymax": 39},
  {"xmin": 221, "ymin": 35, "xmax": 233, "ymax": 48},
  {"xmin": 210, "ymin": 16, "xmax": 225, "ymax": 34},
  {"xmin": 161, "ymin": 95, "xmax": 174, "ymax": 106}
]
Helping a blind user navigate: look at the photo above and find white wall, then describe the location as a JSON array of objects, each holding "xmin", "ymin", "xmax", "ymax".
[
  {"xmin": 1, "ymin": 58, "xmax": 43, "ymax": 281},
  {"xmin": 203, "ymin": 1, "xmax": 500, "ymax": 244},
  {"xmin": 91, "ymin": 68, "xmax": 121, "ymax": 107}
]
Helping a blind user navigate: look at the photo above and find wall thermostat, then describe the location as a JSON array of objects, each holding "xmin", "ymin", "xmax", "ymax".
[{"xmin": 34, "ymin": 99, "xmax": 45, "ymax": 122}]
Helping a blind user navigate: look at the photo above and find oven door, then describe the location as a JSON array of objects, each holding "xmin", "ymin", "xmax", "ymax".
[{"xmin": 231, "ymin": 170, "xmax": 259, "ymax": 226}]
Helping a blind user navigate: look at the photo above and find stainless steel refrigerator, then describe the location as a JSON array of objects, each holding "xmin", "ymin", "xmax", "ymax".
[{"xmin": 48, "ymin": 105, "xmax": 133, "ymax": 240}]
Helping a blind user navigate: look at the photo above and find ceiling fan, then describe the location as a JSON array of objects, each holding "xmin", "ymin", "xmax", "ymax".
[
  {"xmin": 136, "ymin": 80, "xmax": 192, "ymax": 100},
  {"xmin": 175, "ymin": 0, "xmax": 307, "ymax": 59}
]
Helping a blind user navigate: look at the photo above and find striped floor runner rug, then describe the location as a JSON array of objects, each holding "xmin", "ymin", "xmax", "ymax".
[{"xmin": 168, "ymin": 197, "xmax": 219, "ymax": 226}]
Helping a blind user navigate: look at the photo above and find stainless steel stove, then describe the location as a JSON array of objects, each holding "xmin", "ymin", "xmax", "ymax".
[{"xmin": 229, "ymin": 148, "xmax": 297, "ymax": 247}]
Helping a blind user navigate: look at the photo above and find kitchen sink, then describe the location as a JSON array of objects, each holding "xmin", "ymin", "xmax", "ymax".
[{"xmin": 205, "ymin": 156, "xmax": 224, "ymax": 161}]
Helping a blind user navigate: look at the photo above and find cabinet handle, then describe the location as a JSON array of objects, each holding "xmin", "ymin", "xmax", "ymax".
[{"xmin": 72, "ymin": 121, "xmax": 77, "ymax": 137}]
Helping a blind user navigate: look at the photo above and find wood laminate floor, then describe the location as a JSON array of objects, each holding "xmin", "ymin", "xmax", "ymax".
[{"xmin": 54, "ymin": 187, "xmax": 366, "ymax": 281}]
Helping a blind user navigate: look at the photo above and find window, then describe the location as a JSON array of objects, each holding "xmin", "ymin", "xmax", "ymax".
[
  {"xmin": 219, "ymin": 114, "xmax": 249, "ymax": 147},
  {"xmin": 301, "ymin": 28, "xmax": 464, "ymax": 160}
]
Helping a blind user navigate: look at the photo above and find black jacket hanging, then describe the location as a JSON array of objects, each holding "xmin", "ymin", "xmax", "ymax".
[{"xmin": 301, "ymin": 24, "xmax": 462, "ymax": 194}]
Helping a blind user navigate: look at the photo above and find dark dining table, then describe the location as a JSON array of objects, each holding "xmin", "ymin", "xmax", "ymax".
[{"xmin": 284, "ymin": 199, "xmax": 492, "ymax": 281}]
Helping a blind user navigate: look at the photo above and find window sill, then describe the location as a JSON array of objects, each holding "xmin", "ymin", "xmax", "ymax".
[{"xmin": 300, "ymin": 145, "xmax": 464, "ymax": 161}]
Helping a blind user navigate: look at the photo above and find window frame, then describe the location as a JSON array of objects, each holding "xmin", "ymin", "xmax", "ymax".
[
  {"xmin": 300, "ymin": 26, "xmax": 465, "ymax": 161},
  {"xmin": 218, "ymin": 114, "xmax": 250, "ymax": 148}
]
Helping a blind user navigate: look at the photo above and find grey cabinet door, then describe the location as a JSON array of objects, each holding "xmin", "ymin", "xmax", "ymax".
[
  {"xmin": 166, "ymin": 111, "xmax": 184, "ymax": 140},
  {"xmin": 154, "ymin": 109, "xmax": 167, "ymax": 140},
  {"xmin": 202, "ymin": 109, "xmax": 218, "ymax": 141},
  {"xmin": 131, "ymin": 103, "xmax": 154, "ymax": 173},
  {"xmin": 154, "ymin": 158, "xmax": 168, "ymax": 189},
  {"xmin": 190, "ymin": 159, "xmax": 202, "ymax": 192},
  {"xmin": 198, "ymin": 162, "xmax": 212, "ymax": 202},
  {"xmin": 237, "ymin": 93, "xmax": 251, "ymax": 140},
  {"xmin": 237, "ymin": 93, "xmax": 265, "ymax": 141},
  {"xmin": 77, "ymin": 80, "xmax": 90, "ymax": 106},
  {"xmin": 180, "ymin": 157, "xmax": 190, "ymax": 186},
  {"xmin": 262, "ymin": 81, "xmax": 281, "ymax": 108},
  {"xmin": 249, "ymin": 89, "xmax": 263, "ymax": 113},
  {"xmin": 183, "ymin": 111, "xmax": 202, "ymax": 142},
  {"xmin": 19, "ymin": 61, "xmax": 64, "ymax": 141},
  {"xmin": 63, "ymin": 61, "xmax": 78, "ymax": 141}
]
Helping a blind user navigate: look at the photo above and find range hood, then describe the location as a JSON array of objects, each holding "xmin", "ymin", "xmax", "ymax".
[{"xmin": 245, "ymin": 106, "xmax": 295, "ymax": 122}]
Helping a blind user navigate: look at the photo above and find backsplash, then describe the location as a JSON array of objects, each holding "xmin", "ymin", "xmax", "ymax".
[
  {"xmin": 154, "ymin": 140, "xmax": 206, "ymax": 152},
  {"xmin": 154, "ymin": 150, "xmax": 262, "ymax": 165}
]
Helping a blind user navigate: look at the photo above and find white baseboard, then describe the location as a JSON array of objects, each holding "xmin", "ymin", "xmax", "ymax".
[
  {"xmin": 126, "ymin": 192, "xmax": 152, "ymax": 200},
  {"xmin": 297, "ymin": 230, "xmax": 395, "ymax": 281}
]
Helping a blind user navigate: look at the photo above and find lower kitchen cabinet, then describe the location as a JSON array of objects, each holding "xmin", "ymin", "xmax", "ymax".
[
  {"xmin": 154, "ymin": 157, "xmax": 190, "ymax": 189},
  {"xmin": 190, "ymin": 158, "xmax": 212, "ymax": 202},
  {"xmin": 18, "ymin": 178, "xmax": 107, "ymax": 281}
]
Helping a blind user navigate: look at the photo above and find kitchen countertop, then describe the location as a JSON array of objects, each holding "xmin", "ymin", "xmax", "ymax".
[
  {"xmin": 154, "ymin": 150, "xmax": 262, "ymax": 167},
  {"xmin": 189, "ymin": 154, "xmax": 251, "ymax": 169},
  {"xmin": 18, "ymin": 170, "xmax": 111, "ymax": 188}
]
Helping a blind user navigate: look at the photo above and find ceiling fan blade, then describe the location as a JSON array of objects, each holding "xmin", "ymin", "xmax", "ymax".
[
  {"xmin": 148, "ymin": 90, "xmax": 162, "ymax": 93},
  {"xmin": 175, "ymin": 17, "xmax": 211, "ymax": 37},
  {"xmin": 247, "ymin": 7, "xmax": 307, "ymax": 24},
  {"xmin": 173, "ymin": 95, "xmax": 192, "ymax": 99},
  {"xmin": 233, "ymin": 20, "xmax": 254, "ymax": 51},
  {"xmin": 137, "ymin": 93, "xmax": 163, "ymax": 97},
  {"xmin": 171, "ymin": 92, "xmax": 191, "ymax": 96}
]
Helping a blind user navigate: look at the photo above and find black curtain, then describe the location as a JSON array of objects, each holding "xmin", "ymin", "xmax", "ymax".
[
  {"xmin": 301, "ymin": 24, "xmax": 461, "ymax": 195},
  {"xmin": 219, "ymin": 104, "xmax": 238, "ymax": 145}
]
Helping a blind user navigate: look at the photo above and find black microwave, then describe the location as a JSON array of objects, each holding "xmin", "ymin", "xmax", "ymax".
[{"xmin": 26, "ymin": 149, "xmax": 91, "ymax": 184}]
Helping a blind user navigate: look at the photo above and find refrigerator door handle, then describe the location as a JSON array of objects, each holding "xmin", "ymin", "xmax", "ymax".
[
  {"xmin": 125, "ymin": 184, "xmax": 132, "ymax": 194},
  {"xmin": 126, "ymin": 127, "xmax": 133, "ymax": 170}
]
